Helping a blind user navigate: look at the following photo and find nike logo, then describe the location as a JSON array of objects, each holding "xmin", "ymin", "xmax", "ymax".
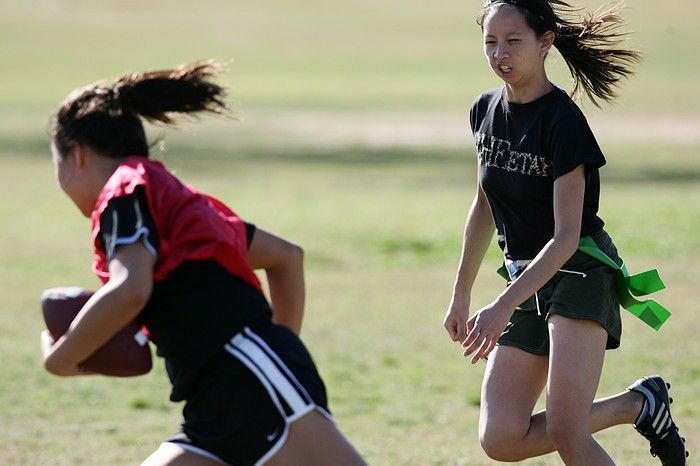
[{"xmin": 266, "ymin": 428, "xmax": 282, "ymax": 442}]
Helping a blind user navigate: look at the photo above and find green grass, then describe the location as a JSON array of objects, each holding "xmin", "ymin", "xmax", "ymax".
[
  {"xmin": 1, "ymin": 0, "xmax": 699, "ymax": 463},
  {"xmin": 1, "ymin": 0, "xmax": 699, "ymax": 115},
  {"xmin": 1, "ymin": 137, "xmax": 698, "ymax": 465}
]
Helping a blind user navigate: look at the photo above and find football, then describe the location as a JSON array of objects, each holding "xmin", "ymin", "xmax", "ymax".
[{"xmin": 41, "ymin": 287, "xmax": 152, "ymax": 377}]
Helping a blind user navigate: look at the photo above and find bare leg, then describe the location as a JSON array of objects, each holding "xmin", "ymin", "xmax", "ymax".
[
  {"xmin": 545, "ymin": 315, "xmax": 615, "ymax": 465},
  {"xmin": 141, "ymin": 443, "xmax": 225, "ymax": 466},
  {"xmin": 478, "ymin": 333, "xmax": 644, "ymax": 462},
  {"xmin": 266, "ymin": 410, "xmax": 367, "ymax": 466},
  {"xmin": 141, "ymin": 411, "xmax": 367, "ymax": 466},
  {"xmin": 479, "ymin": 345, "xmax": 549, "ymax": 461}
]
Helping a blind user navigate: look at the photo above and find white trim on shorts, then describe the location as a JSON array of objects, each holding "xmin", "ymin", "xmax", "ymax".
[
  {"xmin": 232, "ymin": 327, "xmax": 334, "ymax": 422},
  {"xmin": 169, "ymin": 326, "xmax": 334, "ymax": 466},
  {"xmin": 225, "ymin": 326, "xmax": 320, "ymax": 465}
]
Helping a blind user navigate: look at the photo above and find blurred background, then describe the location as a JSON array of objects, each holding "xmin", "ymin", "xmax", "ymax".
[
  {"xmin": 1, "ymin": 1, "xmax": 698, "ymax": 465},
  {"xmin": 3, "ymin": 0, "xmax": 699, "ymax": 146}
]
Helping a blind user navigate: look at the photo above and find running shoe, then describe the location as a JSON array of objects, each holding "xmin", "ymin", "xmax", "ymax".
[{"xmin": 628, "ymin": 375, "xmax": 688, "ymax": 466}]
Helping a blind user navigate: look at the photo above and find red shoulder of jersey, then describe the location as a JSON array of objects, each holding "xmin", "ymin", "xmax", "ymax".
[
  {"xmin": 90, "ymin": 156, "xmax": 261, "ymax": 292},
  {"xmin": 92, "ymin": 160, "xmax": 148, "ymax": 220}
]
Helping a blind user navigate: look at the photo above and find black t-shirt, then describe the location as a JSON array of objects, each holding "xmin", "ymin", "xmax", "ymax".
[
  {"xmin": 470, "ymin": 86, "xmax": 606, "ymax": 260},
  {"xmin": 98, "ymin": 188, "xmax": 271, "ymax": 401}
]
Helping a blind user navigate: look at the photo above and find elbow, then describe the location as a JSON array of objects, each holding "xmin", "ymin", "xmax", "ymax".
[
  {"xmin": 278, "ymin": 239, "xmax": 304, "ymax": 265},
  {"xmin": 269, "ymin": 241, "xmax": 304, "ymax": 276},
  {"xmin": 288, "ymin": 243, "xmax": 304, "ymax": 265},
  {"xmin": 553, "ymin": 229, "xmax": 580, "ymax": 259},
  {"xmin": 44, "ymin": 356, "xmax": 60, "ymax": 375},
  {"xmin": 280, "ymin": 242, "xmax": 304, "ymax": 273},
  {"xmin": 43, "ymin": 352, "xmax": 72, "ymax": 376}
]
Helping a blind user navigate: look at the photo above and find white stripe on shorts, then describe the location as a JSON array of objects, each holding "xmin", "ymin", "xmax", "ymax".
[
  {"xmin": 224, "ymin": 327, "xmax": 314, "ymax": 419},
  {"xmin": 242, "ymin": 327, "xmax": 313, "ymax": 403},
  {"xmin": 224, "ymin": 327, "xmax": 319, "ymax": 465},
  {"xmin": 225, "ymin": 344, "xmax": 289, "ymax": 417}
]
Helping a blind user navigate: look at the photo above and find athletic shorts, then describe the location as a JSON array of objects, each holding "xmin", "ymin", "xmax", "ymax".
[
  {"xmin": 167, "ymin": 323, "xmax": 332, "ymax": 466},
  {"xmin": 497, "ymin": 231, "xmax": 622, "ymax": 356}
]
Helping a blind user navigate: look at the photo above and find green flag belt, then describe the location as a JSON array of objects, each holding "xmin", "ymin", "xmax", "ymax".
[{"xmin": 497, "ymin": 236, "xmax": 670, "ymax": 330}]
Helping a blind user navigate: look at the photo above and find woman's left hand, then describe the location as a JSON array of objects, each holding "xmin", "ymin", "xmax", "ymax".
[{"xmin": 461, "ymin": 302, "xmax": 512, "ymax": 364}]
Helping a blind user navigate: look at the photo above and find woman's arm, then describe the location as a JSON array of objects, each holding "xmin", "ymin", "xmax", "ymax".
[
  {"xmin": 42, "ymin": 242, "xmax": 154, "ymax": 376},
  {"xmin": 247, "ymin": 229, "xmax": 305, "ymax": 335},
  {"xmin": 462, "ymin": 164, "xmax": 586, "ymax": 363},
  {"xmin": 444, "ymin": 182, "xmax": 496, "ymax": 342}
]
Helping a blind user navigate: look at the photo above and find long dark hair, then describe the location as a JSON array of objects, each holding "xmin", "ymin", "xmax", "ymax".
[
  {"xmin": 50, "ymin": 60, "xmax": 229, "ymax": 159},
  {"xmin": 478, "ymin": 0, "xmax": 641, "ymax": 106}
]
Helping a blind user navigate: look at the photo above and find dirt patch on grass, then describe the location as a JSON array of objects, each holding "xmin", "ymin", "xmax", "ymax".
[{"xmin": 235, "ymin": 111, "xmax": 700, "ymax": 148}]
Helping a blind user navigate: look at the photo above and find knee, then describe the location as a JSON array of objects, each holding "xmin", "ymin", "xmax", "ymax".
[{"xmin": 479, "ymin": 422, "xmax": 528, "ymax": 462}]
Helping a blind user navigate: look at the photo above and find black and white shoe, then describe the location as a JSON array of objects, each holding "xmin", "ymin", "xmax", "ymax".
[{"xmin": 628, "ymin": 375, "xmax": 688, "ymax": 466}]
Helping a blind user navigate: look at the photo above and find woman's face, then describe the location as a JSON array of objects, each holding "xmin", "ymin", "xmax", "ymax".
[
  {"xmin": 52, "ymin": 143, "xmax": 77, "ymax": 194},
  {"xmin": 482, "ymin": 6, "xmax": 548, "ymax": 90}
]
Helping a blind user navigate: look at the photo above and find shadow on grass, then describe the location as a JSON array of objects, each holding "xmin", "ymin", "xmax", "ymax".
[
  {"xmin": 1, "ymin": 135, "xmax": 466, "ymax": 164},
  {"xmin": 163, "ymin": 142, "xmax": 471, "ymax": 166},
  {"xmin": 4, "ymin": 135, "xmax": 700, "ymax": 182},
  {"xmin": 602, "ymin": 170, "xmax": 700, "ymax": 184}
]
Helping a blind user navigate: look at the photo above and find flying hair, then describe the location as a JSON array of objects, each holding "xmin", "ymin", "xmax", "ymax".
[
  {"xmin": 479, "ymin": 0, "xmax": 641, "ymax": 106},
  {"xmin": 50, "ymin": 60, "xmax": 230, "ymax": 159},
  {"xmin": 112, "ymin": 60, "xmax": 229, "ymax": 124}
]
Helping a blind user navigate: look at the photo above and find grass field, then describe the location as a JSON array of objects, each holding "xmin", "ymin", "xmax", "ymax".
[
  {"xmin": 1, "ymin": 1, "xmax": 699, "ymax": 465},
  {"xmin": 1, "ymin": 0, "xmax": 699, "ymax": 114},
  {"xmin": 2, "ymin": 143, "xmax": 698, "ymax": 465}
]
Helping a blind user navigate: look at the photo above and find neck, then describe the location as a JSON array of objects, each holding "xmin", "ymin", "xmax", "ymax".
[
  {"xmin": 505, "ymin": 74, "xmax": 554, "ymax": 104},
  {"xmin": 80, "ymin": 154, "xmax": 124, "ymax": 217}
]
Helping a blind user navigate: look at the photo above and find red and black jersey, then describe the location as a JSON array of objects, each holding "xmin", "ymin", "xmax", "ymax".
[
  {"xmin": 91, "ymin": 156, "xmax": 261, "ymax": 291},
  {"xmin": 91, "ymin": 156, "xmax": 272, "ymax": 400}
]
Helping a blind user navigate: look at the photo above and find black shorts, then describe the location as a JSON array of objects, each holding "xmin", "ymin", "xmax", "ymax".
[
  {"xmin": 167, "ymin": 323, "xmax": 332, "ymax": 465},
  {"xmin": 498, "ymin": 232, "xmax": 622, "ymax": 356}
]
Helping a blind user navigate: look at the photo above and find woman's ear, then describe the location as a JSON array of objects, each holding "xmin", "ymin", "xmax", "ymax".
[{"xmin": 540, "ymin": 31, "xmax": 555, "ymax": 57}]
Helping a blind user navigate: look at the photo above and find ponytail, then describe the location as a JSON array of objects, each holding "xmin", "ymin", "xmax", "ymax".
[
  {"xmin": 112, "ymin": 60, "xmax": 228, "ymax": 124},
  {"xmin": 554, "ymin": 4, "xmax": 641, "ymax": 105},
  {"xmin": 479, "ymin": 1, "xmax": 641, "ymax": 106},
  {"xmin": 50, "ymin": 60, "xmax": 229, "ymax": 158}
]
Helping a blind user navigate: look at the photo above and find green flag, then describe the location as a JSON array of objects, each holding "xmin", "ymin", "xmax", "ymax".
[
  {"xmin": 577, "ymin": 236, "xmax": 670, "ymax": 331},
  {"xmin": 496, "ymin": 236, "xmax": 671, "ymax": 330}
]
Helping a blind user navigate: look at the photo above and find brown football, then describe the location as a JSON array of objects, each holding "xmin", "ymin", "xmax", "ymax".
[{"xmin": 41, "ymin": 287, "xmax": 152, "ymax": 377}]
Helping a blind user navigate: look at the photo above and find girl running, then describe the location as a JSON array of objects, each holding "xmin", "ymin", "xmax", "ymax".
[
  {"xmin": 443, "ymin": 1, "xmax": 688, "ymax": 464},
  {"xmin": 41, "ymin": 61, "xmax": 368, "ymax": 466}
]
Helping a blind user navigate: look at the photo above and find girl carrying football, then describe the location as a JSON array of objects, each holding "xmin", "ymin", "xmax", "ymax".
[
  {"xmin": 41, "ymin": 61, "xmax": 367, "ymax": 466},
  {"xmin": 443, "ymin": 1, "xmax": 687, "ymax": 464}
]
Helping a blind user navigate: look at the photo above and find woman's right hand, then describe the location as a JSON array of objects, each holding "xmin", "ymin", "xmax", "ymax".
[{"xmin": 443, "ymin": 296, "xmax": 470, "ymax": 342}]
